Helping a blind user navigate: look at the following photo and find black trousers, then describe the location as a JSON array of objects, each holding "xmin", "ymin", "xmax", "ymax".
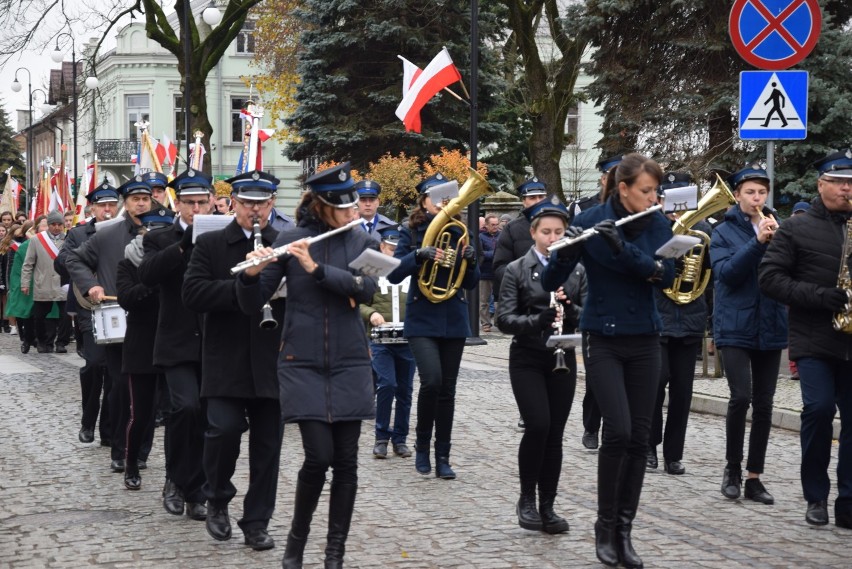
[
  {"xmin": 580, "ymin": 334, "xmax": 602, "ymax": 433},
  {"xmin": 57, "ymin": 311, "xmax": 72, "ymax": 346},
  {"xmin": 105, "ymin": 344, "xmax": 126, "ymax": 460},
  {"xmin": 721, "ymin": 346, "xmax": 780, "ymax": 474},
  {"xmin": 408, "ymin": 336, "xmax": 466, "ymax": 446},
  {"xmin": 297, "ymin": 420, "xmax": 361, "ymax": 486},
  {"xmin": 32, "ymin": 300, "xmax": 62, "ymax": 348},
  {"xmin": 584, "ymin": 333, "xmax": 660, "ymax": 461},
  {"xmin": 80, "ymin": 329, "xmax": 109, "ymax": 440},
  {"xmin": 203, "ymin": 397, "xmax": 282, "ymax": 531},
  {"xmin": 16, "ymin": 316, "xmax": 35, "ymax": 345},
  {"xmin": 125, "ymin": 373, "xmax": 158, "ymax": 468},
  {"xmin": 164, "ymin": 363, "xmax": 206, "ymax": 502},
  {"xmin": 509, "ymin": 344, "xmax": 576, "ymax": 493},
  {"xmin": 651, "ymin": 336, "xmax": 701, "ymax": 462}
]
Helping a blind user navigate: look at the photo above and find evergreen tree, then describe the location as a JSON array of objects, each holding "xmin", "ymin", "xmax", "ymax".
[{"xmin": 0, "ymin": 103, "xmax": 26, "ymax": 179}]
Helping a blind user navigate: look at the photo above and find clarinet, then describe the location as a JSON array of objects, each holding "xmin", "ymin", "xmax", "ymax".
[
  {"xmin": 550, "ymin": 292, "xmax": 569, "ymax": 375},
  {"xmin": 252, "ymin": 217, "xmax": 278, "ymax": 330}
]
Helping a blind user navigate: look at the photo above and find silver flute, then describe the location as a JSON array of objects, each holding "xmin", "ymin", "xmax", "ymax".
[
  {"xmin": 547, "ymin": 204, "xmax": 663, "ymax": 253},
  {"xmin": 230, "ymin": 218, "xmax": 363, "ymax": 275}
]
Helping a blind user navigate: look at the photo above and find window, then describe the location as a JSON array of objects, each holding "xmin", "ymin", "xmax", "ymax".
[
  {"xmin": 236, "ymin": 21, "xmax": 255, "ymax": 54},
  {"xmin": 231, "ymin": 97, "xmax": 250, "ymax": 143},
  {"xmin": 127, "ymin": 94, "xmax": 150, "ymax": 141},
  {"xmin": 565, "ymin": 101, "xmax": 580, "ymax": 146},
  {"xmin": 174, "ymin": 95, "xmax": 185, "ymax": 141}
]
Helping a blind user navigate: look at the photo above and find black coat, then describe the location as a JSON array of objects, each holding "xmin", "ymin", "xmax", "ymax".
[
  {"xmin": 116, "ymin": 258, "xmax": 159, "ymax": 375},
  {"xmin": 759, "ymin": 198, "xmax": 852, "ymax": 361},
  {"xmin": 492, "ymin": 216, "xmax": 533, "ymax": 298},
  {"xmin": 138, "ymin": 223, "xmax": 202, "ymax": 367},
  {"xmin": 236, "ymin": 216, "xmax": 378, "ymax": 423},
  {"xmin": 183, "ymin": 220, "xmax": 284, "ymax": 399}
]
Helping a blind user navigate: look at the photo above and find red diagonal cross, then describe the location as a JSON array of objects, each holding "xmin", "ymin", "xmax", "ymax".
[{"xmin": 745, "ymin": 0, "xmax": 808, "ymax": 52}]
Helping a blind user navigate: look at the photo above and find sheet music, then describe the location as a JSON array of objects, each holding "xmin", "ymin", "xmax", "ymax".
[
  {"xmin": 192, "ymin": 214, "xmax": 233, "ymax": 243},
  {"xmin": 95, "ymin": 214, "xmax": 125, "ymax": 231},
  {"xmin": 427, "ymin": 181, "xmax": 459, "ymax": 203},
  {"xmin": 662, "ymin": 186, "xmax": 699, "ymax": 213},
  {"xmin": 655, "ymin": 235, "xmax": 702, "ymax": 259},
  {"xmin": 348, "ymin": 248, "xmax": 401, "ymax": 277}
]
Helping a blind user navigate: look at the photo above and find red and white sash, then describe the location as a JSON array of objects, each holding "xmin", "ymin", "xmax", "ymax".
[
  {"xmin": 10, "ymin": 241, "xmax": 19, "ymax": 252},
  {"xmin": 35, "ymin": 230, "xmax": 61, "ymax": 260}
]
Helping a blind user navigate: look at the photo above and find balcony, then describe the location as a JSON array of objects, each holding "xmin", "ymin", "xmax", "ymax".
[{"xmin": 95, "ymin": 139, "xmax": 138, "ymax": 163}]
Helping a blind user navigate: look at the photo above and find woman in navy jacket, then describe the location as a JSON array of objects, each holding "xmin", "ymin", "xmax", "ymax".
[
  {"xmin": 386, "ymin": 172, "xmax": 479, "ymax": 480},
  {"xmin": 543, "ymin": 153, "xmax": 674, "ymax": 569},
  {"xmin": 710, "ymin": 165, "xmax": 787, "ymax": 506}
]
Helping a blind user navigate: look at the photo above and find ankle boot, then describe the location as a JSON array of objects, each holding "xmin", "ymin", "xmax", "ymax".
[
  {"xmin": 414, "ymin": 439, "xmax": 431, "ymax": 475},
  {"xmin": 539, "ymin": 491, "xmax": 569, "ymax": 534},
  {"xmin": 516, "ymin": 487, "xmax": 542, "ymax": 530},
  {"xmin": 595, "ymin": 453, "xmax": 624, "ymax": 567},
  {"xmin": 434, "ymin": 441, "xmax": 456, "ymax": 479},
  {"xmin": 616, "ymin": 456, "xmax": 647, "ymax": 569},
  {"xmin": 282, "ymin": 478, "xmax": 325, "ymax": 569},
  {"xmin": 324, "ymin": 483, "xmax": 357, "ymax": 569}
]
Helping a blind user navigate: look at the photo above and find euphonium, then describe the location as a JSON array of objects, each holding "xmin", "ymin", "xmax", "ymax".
[
  {"xmin": 418, "ymin": 168, "xmax": 495, "ymax": 303},
  {"xmin": 663, "ymin": 174, "xmax": 736, "ymax": 305},
  {"xmin": 832, "ymin": 213, "xmax": 852, "ymax": 333}
]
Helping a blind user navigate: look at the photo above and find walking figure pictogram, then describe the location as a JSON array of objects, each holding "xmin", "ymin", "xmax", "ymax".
[{"xmin": 762, "ymin": 82, "xmax": 788, "ymax": 127}]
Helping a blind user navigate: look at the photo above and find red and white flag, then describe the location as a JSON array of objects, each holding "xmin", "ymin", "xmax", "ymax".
[
  {"xmin": 161, "ymin": 133, "xmax": 178, "ymax": 175},
  {"xmin": 395, "ymin": 47, "xmax": 462, "ymax": 133}
]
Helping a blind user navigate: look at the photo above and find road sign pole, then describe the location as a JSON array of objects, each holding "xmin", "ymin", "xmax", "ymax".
[{"xmin": 766, "ymin": 141, "xmax": 775, "ymax": 208}]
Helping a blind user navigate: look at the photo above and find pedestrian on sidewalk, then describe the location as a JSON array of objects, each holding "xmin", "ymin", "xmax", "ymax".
[
  {"xmin": 478, "ymin": 213, "xmax": 500, "ymax": 332},
  {"xmin": 543, "ymin": 153, "xmax": 674, "ymax": 569},
  {"xmin": 759, "ymin": 149, "xmax": 852, "ymax": 529},
  {"xmin": 4, "ymin": 222, "xmax": 38, "ymax": 353},
  {"xmin": 710, "ymin": 164, "xmax": 787, "ymax": 506},
  {"xmin": 497, "ymin": 198, "xmax": 585, "ymax": 534}
]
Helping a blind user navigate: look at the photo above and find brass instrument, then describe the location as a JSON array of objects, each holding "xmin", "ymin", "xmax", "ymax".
[
  {"xmin": 757, "ymin": 208, "xmax": 779, "ymax": 241},
  {"xmin": 550, "ymin": 292, "xmax": 569, "ymax": 374},
  {"xmin": 252, "ymin": 217, "xmax": 278, "ymax": 330},
  {"xmin": 833, "ymin": 213, "xmax": 852, "ymax": 333},
  {"xmin": 547, "ymin": 204, "xmax": 663, "ymax": 253},
  {"xmin": 663, "ymin": 174, "xmax": 737, "ymax": 304},
  {"xmin": 417, "ymin": 168, "xmax": 495, "ymax": 303}
]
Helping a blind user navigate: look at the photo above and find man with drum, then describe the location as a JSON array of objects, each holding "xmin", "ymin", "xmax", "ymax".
[
  {"xmin": 138, "ymin": 168, "xmax": 213, "ymax": 521},
  {"xmin": 66, "ymin": 176, "xmax": 153, "ymax": 473}
]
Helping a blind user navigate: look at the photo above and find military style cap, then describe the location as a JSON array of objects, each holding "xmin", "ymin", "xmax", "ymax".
[
  {"xmin": 727, "ymin": 163, "xmax": 770, "ymax": 189},
  {"xmin": 226, "ymin": 170, "xmax": 280, "ymax": 201},
  {"xmin": 378, "ymin": 225, "xmax": 401, "ymax": 246},
  {"xmin": 596, "ymin": 154, "xmax": 625, "ymax": 174},
  {"xmin": 792, "ymin": 201, "xmax": 811, "ymax": 214},
  {"xmin": 516, "ymin": 176, "xmax": 547, "ymax": 197},
  {"xmin": 137, "ymin": 200, "xmax": 176, "ymax": 226},
  {"xmin": 658, "ymin": 172, "xmax": 693, "ymax": 197},
  {"xmin": 305, "ymin": 162, "xmax": 359, "ymax": 208},
  {"xmin": 416, "ymin": 172, "xmax": 447, "ymax": 195},
  {"xmin": 355, "ymin": 179, "xmax": 381, "ymax": 197},
  {"xmin": 118, "ymin": 175, "xmax": 153, "ymax": 197},
  {"xmin": 169, "ymin": 168, "xmax": 214, "ymax": 196},
  {"xmin": 814, "ymin": 149, "xmax": 852, "ymax": 179},
  {"xmin": 87, "ymin": 180, "xmax": 120, "ymax": 204},
  {"xmin": 523, "ymin": 195, "xmax": 569, "ymax": 223},
  {"xmin": 144, "ymin": 172, "xmax": 169, "ymax": 189}
]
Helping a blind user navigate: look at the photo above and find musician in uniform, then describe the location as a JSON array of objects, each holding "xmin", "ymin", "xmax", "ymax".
[
  {"xmin": 235, "ymin": 162, "xmax": 377, "ymax": 568},
  {"xmin": 20, "ymin": 210, "xmax": 66, "ymax": 353},
  {"xmin": 387, "ymin": 172, "xmax": 479, "ymax": 480},
  {"xmin": 497, "ymin": 198, "xmax": 586, "ymax": 534},
  {"xmin": 710, "ymin": 165, "xmax": 787, "ymax": 506},
  {"xmin": 66, "ymin": 176, "xmax": 154, "ymax": 473},
  {"xmin": 493, "ymin": 177, "xmax": 548, "ymax": 297},
  {"xmin": 543, "ymin": 153, "xmax": 673, "ymax": 569},
  {"xmin": 568, "ymin": 153, "xmax": 625, "ymax": 222},
  {"xmin": 55, "ymin": 183, "xmax": 119, "ymax": 445},
  {"xmin": 138, "ymin": 169, "xmax": 214, "ymax": 520},
  {"xmin": 355, "ymin": 179, "xmax": 395, "ymax": 242},
  {"xmin": 759, "ymin": 149, "xmax": 852, "ymax": 528},
  {"xmin": 145, "ymin": 172, "xmax": 172, "ymax": 209},
  {"xmin": 361, "ymin": 226, "xmax": 416, "ymax": 459}
]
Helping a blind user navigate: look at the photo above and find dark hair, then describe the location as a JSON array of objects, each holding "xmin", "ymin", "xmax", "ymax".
[
  {"xmin": 295, "ymin": 192, "xmax": 337, "ymax": 227},
  {"xmin": 0, "ymin": 224, "xmax": 20, "ymax": 253},
  {"xmin": 733, "ymin": 177, "xmax": 770, "ymax": 194},
  {"xmin": 602, "ymin": 153, "xmax": 663, "ymax": 201},
  {"xmin": 0, "ymin": 210, "xmax": 12, "ymax": 220},
  {"xmin": 408, "ymin": 194, "xmax": 429, "ymax": 230}
]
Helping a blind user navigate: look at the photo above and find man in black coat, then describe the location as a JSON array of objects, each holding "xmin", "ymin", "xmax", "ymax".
[
  {"xmin": 182, "ymin": 169, "xmax": 285, "ymax": 551},
  {"xmin": 759, "ymin": 149, "xmax": 852, "ymax": 529},
  {"xmin": 138, "ymin": 169, "xmax": 214, "ymax": 521},
  {"xmin": 54, "ymin": 183, "xmax": 119, "ymax": 445}
]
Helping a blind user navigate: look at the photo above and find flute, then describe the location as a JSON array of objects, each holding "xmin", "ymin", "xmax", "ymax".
[
  {"xmin": 547, "ymin": 204, "xmax": 663, "ymax": 253},
  {"xmin": 230, "ymin": 219, "xmax": 363, "ymax": 275}
]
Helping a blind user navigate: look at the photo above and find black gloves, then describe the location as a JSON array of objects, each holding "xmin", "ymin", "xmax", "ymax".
[
  {"xmin": 594, "ymin": 219, "xmax": 623, "ymax": 255},
  {"xmin": 556, "ymin": 226, "xmax": 585, "ymax": 261},
  {"xmin": 462, "ymin": 245, "xmax": 476, "ymax": 265},
  {"xmin": 180, "ymin": 226, "xmax": 194, "ymax": 252},
  {"xmin": 537, "ymin": 307, "xmax": 558, "ymax": 330},
  {"xmin": 824, "ymin": 288, "xmax": 850, "ymax": 311},
  {"xmin": 416, "ymin": 246, "xmax": 439, "ymax": 262}
]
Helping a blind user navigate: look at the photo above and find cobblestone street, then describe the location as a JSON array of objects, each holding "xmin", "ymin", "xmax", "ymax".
[{"xmin": 0, "ymin": 330, "xmax": 848, "ymax": 568}]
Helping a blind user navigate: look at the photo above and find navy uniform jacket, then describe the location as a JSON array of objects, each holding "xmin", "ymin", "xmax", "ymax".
[
  {"xmin": 361, "ymin": 212, "xmax": 396, "ymax": 243},
  {"xmin": 387, "ymin": 214, "xmax": 480, "ymax": 338},
  {"xmin": 543, "ymin": 200, "xmax": 675, "ymax": 336}
]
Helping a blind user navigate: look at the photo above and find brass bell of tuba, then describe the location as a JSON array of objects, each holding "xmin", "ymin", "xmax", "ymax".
[
  {"xmin": 417, "ymin": 168, "xmax": 495, "ymax": 303},
  {"xmin": 663, "ymin": 173, "xmax": 736, "ymax": 305}
]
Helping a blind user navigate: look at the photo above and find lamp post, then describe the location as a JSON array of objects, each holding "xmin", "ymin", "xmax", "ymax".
[
  {"xmin": 51, "ymin": 32, "xmax": 79, "ymax": 197},
  {"xmin": 11, "ymin": 68, "xmax": 32, "ymax": 213},
  {"xmin": 84, "ymin": 63, "xmax": 100, "ymax": 163}
]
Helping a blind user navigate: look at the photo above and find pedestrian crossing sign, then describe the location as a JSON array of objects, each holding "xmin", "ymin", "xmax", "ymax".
[{"xmin": 739, "ymin": 70, "xmax": 808, "ymax": 140}]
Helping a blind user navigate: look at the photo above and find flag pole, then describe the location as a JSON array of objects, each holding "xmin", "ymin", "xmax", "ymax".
[{"xmin": 466, "ymin": 0, "xmax": 484, "ymax": 346}]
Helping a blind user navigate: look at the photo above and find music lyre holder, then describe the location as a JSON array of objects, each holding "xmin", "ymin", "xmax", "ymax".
[{"xmin": 545, "ymin": 334, "xmax": 582, "ymax": 350}]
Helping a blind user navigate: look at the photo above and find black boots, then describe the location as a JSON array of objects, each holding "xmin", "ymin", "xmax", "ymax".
[
  {"xmin": 324, "ymin": 482, "xmax": 357, "ymax": 569},
  {"xmin": 516, "ymin": 488, "xmax": 542, "ymax": 530},
  {"xmin": 615, "ymin": 457, "xmax": 646, "ymax": 569},
  {"xmin": 414, "ymin": 439, "xmax": 431, "ymax": 475},
  {"xmin": 595, "ymin": 453, "xmax": 623, "ymax": 567},
  {"xmin": 282, "ymin": 478, "xmax": 325, "ymax": 569},
  {"xmin": 539, "ymin": 492, "xmax": 569, "ymax": 534},
  {"xmin": 434, "ymin": 441, "xmax": 456, "ymax": 479}
]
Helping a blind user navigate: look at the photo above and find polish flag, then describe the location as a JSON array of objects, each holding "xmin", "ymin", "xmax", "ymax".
[
  {"xmin": 161, "ymin": 133, "xmax": 178, "ymax": 175},
  {"xmin": 395, "ymin": 47, "xmax": 462, "ymax": 133},
  {"xmin": 398, "ymin": 56, "xmax": 424, "ymax": 132},
  {"xmin": 73, "ymin": 161, "xmax": 92, "ymax": 225}
]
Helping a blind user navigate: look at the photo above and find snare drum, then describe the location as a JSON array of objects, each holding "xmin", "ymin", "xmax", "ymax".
[
  {"xmin": 92, "ymin": 302, "xmax": 127, "ymax": 344},
  {"xmin": 370, "ymin": 324, "xmax": 407, "ymax": 344}
]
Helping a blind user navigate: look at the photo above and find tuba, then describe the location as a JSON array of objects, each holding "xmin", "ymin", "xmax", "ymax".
[
  {"xmin": 663, "ymin": 173, "xmax": 736, "ymax": 304},
  {"xmin": 832, "ymin": 214, "xmax": 852, "ymax": 333},
  {"xmin": 417, "ymin": 168, "xmax": 495, "ymax": 303}
]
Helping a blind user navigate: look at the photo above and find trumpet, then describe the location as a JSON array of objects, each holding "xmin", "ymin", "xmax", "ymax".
[
  {"xmin": 550, "ymin": 292, "xmax": 570, "ymax": 375},
  {"xmin": 548, "ymin": 204, "xmax": 663, "ymax": 253},
  {"xmin": 757, "ymin": 208, "xmax": 779, "ymax": 240},
  {"xmin": 231, "ymin": 219, "xmax": 363, "ymax": 275},
  {"xmin": 252, "ymin": 217, "xmax": 278, "ymax": 330}
]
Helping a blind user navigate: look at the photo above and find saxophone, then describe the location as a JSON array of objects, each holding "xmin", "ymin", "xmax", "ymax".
[{"xmin": 832, "ymin": 216, "xmax": 852, "ymax": 333}]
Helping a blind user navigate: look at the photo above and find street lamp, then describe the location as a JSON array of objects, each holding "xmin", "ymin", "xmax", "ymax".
[
  {"xmin": 11, "ymin": 68, "xmax": 32, "ymax": 213},
  {"xmin": 50, "ymin": 32, "xmax": 80, "ymax": 197},
  {"xmin": 202, "ymin": 1, "xmax": 222, "ymax": 26}
]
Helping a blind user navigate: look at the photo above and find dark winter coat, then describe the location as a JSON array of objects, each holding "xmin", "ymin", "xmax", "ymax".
[
  {"xmin": 386, "ymin": 213, "xmax": 479, "ymax": 338},
  {"xmin": 235, "ymin": 215, "xmax": 378, "ymax": 423},
  {"xmin": 55, "ymin": 219, "xmax": 97, "ymax": 325},
  {"xmin": 492, "ymin": 215, "xmax": 533, "ymax": 298},
  {"xmin": 183, "ymin": 219, "xmax": 284, "ymax": 400},
  {"xmin": 116, "ymin": 258, "xmax": 159, "ymax": 375},
  {"xmin": 709, "ymin": 204, "xmax": 787, "ymax": 350},
  {"xmin": 497, "ymin": 248, "xmax": 587, "ymax": 351},
  {"xmin": 478, "ymin": 228, "xmax": 500, "ymax": 280},
  {"xmin": 759, "ymin": 197, "xmax": 852, "ymax": 360}
]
